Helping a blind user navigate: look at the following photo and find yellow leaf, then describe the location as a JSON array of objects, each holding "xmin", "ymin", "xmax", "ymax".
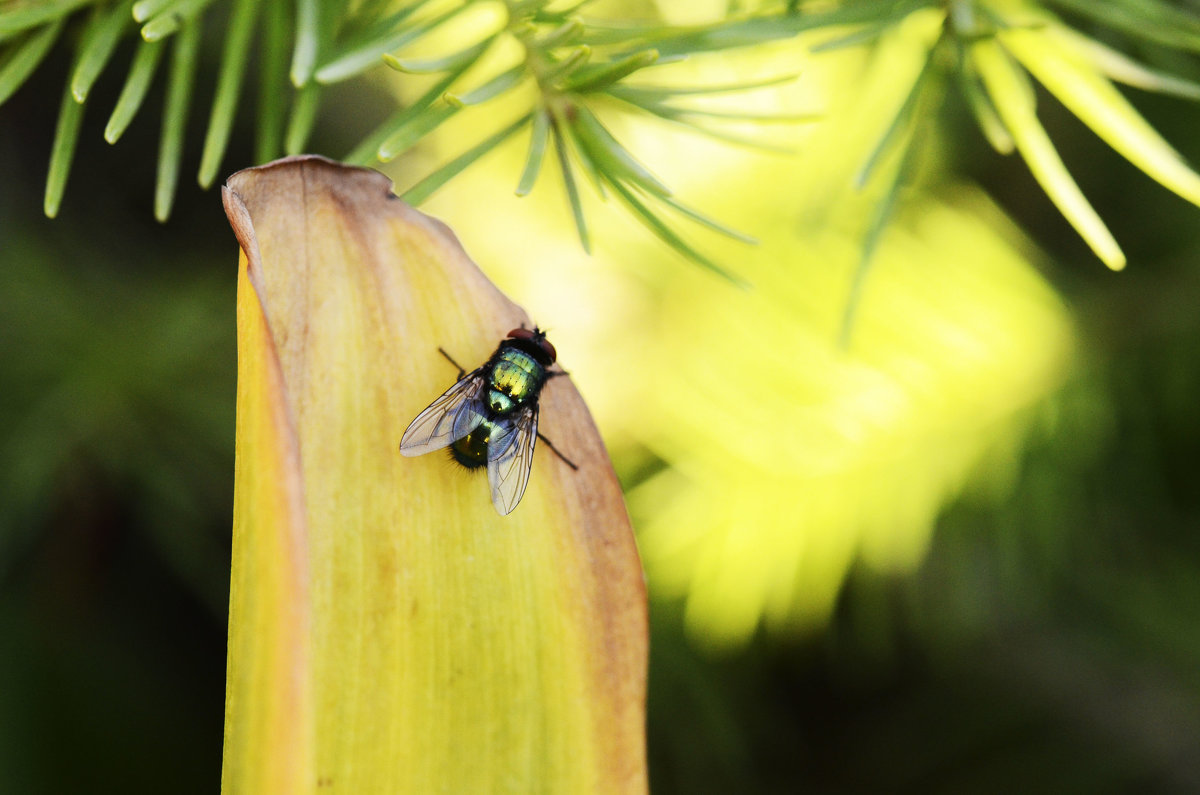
[
  {"xmin": 222, "ymin": 241, "xmax": 314, "ymax": 794},
  {"xmin": 972, "ymin": 38, "xmax": 1126, "ymax": 270},
  {"xmin": 221, "ymin": 155, "xmax": 647, "ymax": 793},
  {"xmin": 1001, "ymin": 24, "xmax": 1200, "ymax": 209}
]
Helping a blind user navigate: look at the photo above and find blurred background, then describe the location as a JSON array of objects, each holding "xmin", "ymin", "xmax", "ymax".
[{"xmin": 4, "ymin": 1, "xmax": 1200, "ymax": 792}]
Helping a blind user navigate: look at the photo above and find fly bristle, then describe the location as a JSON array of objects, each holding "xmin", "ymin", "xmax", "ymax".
[{"xmin": 447, "ymin": 444, "xmax": 487, "ymax": 471}]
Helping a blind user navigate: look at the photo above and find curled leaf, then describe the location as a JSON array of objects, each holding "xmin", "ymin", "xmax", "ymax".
[{"xmin": 221, "ymin": 156, "xmax": 647, "ymax": 793}]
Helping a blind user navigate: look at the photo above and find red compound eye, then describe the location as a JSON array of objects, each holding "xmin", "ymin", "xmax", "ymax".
[
  {"xmin": 537, "ymin": 337, "xmax": 556, "ymax": 363},
  {"xmin": 507, "ymin": 327, "xmax": 556, "ymax": 363}
]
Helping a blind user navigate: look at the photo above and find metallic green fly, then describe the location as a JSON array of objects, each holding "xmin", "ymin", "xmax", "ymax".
[{"xmin": 399, "ymin": 327, "xmax": 576, "ymax": 515}]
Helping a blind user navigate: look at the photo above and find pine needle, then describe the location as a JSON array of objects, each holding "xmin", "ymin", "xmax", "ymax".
[
  {"xmin": 141, "ymin": 0, "xmax": 218, "ymax": 42},
  {"xmin": 291, "ymin": 0, "xmax": 319, "ymax": 86},
  {"xmin": 0, "ymin": 20, "xmax": 63, "ymax": 109},
  {"xmin": 552, "ymin": 121, "xmax": 590, "ymax": 253},
  {"xmin": 71, "ymin": 0, "xmax": 134, "ymax": 102},
  {"xmin": 45, "ymin": 49, "xmax": 88, "ymax": 218},
  {"xmin": 104, "ymin": 37, "xmax": 165, "ymax": 144},
  {"xmin": 402, "ymin": 114, "xmax": 531, "ymax": 205},
  {"xmin": 156, "ymin": 18, "xmax": 201, "ymax": 221},
  {"xmin": 255, "ymin": 0, "xmax": 290, "ymax": 163},
  {"xmin": 197, "ymin": 0, "xmax": 260, "ymax": 187},
  {"xmin": 569, "ymin": 105, "xmax": 671, "ymax": 197},
  {"xmin": 0, "ymin": 0, "xmax": 91, "ymax": 37},
  {"xmin": 516, "ymin": 108, "xmax": 550, "ymax": 196},
  {"xmin": 284, "ymin": 82, "xmax": 321, "ymax": 155}
]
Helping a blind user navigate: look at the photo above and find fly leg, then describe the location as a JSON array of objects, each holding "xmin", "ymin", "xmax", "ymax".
[
  {"xmin": 541, "ymin": 367, "xmax": 573, "ymax": 466},
  {"xmin": 537, "ymin": 432, "xmax": 578, "ymax": 470},
  {"xmin": 438, "ymin": 348, "xmax": 467, "ymax": 380}
]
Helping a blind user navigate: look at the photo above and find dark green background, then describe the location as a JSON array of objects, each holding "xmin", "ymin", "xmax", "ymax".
[{"xmin": 4, "ymin": 21, "xmax": 1200, "ymax": 794}]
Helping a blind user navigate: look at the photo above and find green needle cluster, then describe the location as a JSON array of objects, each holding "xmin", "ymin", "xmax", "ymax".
[{"xmin": 4, "ymin": 0, "xmax": 1200, "ymax": 277}]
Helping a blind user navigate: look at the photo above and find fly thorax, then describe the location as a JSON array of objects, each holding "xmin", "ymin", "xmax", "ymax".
[{"xmin": 487, "ymin": 349, "xmax": 543, "ymax": 412}]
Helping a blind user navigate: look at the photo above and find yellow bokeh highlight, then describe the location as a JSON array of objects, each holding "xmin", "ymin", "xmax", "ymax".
[{"xmin": 628, "ymin": 186, "xmax": 1072, "ymax": 645}]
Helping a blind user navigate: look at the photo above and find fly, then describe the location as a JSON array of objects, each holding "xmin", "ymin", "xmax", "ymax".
[{"xmin": 399, "ymin": 327, "xmax": 577, "ymax": 515}]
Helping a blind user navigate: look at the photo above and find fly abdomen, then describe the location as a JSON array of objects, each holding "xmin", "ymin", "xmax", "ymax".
[{"xmin": 449, "ymin": 420, "xmax": 496, "ymax": 469}]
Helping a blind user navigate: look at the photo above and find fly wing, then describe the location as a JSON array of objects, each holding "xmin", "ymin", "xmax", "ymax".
[
  {"xmin": 487, "ymin": 406, "xmax": 538, "ymax": 515},
  {"xmin": 399, "ymin": 371, "xmax": 487, "ymax": 456}
]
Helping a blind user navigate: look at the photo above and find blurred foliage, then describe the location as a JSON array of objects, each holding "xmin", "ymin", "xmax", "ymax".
[
  {"xmin": 0, "ymin": 68, "xmax": 234, "ymax": 789},
  {"xmin": 4, "ymin": 0, "xmax": 1200, "ymax": 793},
  {"xmin": 627, "ymin": 186, "xmax": 1072, "ymax": 646},
  {"xmin": 7, "ymin": 0, "xmax": 1200, "ymax": 274},
  {"xmin": 0, "ymin": 235, "xmax": 233, "ymax": 608},
  {"xmin": 0, "ymin": 0, "xmax": 817, "ymax": 272}
]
